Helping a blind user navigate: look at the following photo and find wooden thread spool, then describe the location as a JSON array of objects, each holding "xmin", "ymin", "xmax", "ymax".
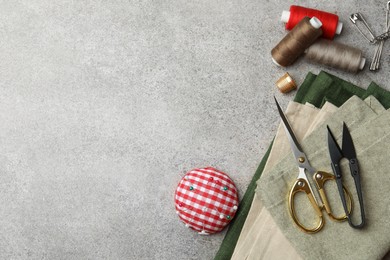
[
  {"xmin": 304, "ymin": 39, "xmax": 366, "ymax": 73},
  {"xmin": 276, "ymin": 72, "xmax": 297, "ymax": 93},
  {"xmin": 271, "ymin": 17, "xmax": 323, "ymax": 67}
]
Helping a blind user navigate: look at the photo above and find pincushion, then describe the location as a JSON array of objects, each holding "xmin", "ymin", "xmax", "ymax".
[{"xmin": 174, "ymin": 167, "xmax": 239, "ymax": 235}]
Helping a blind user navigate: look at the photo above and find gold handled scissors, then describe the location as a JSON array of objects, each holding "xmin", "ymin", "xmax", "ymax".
[{"xmin": 275, "ymin": 98, "xmax": 352, "ymax": 234}]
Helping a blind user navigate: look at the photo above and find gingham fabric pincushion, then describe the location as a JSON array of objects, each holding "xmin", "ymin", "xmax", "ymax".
[{"xmin": 174, "ymin": 167, "xmax": 239, "ymax": 235}]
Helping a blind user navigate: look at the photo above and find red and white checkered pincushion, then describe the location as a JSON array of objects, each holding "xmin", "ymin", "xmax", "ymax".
[{"xmin": 174, "ymin": 167, "xmax": 239, "ymax": 235}]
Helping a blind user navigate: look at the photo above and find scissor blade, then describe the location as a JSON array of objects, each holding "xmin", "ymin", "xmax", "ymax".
[
  {"xmin": 327, "ymin": 126, "xmax": 343, "ymax": 163},
  {"xmin": 342, "ymin": 122, "xmax": 357, "ymax": 160},
  {"xmin": 274, "ymin": 97, "xmax": 304, "ymax": 153}
]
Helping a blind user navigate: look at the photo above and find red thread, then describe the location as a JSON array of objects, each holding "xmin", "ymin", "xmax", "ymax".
[{"xmin": 286, "ymin": 5, "xmax": 339, "ymax": 39}]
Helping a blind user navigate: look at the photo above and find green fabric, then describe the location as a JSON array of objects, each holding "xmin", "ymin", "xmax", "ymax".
[
  {"xmin": 362, "ymin": 82, "xmax": 390, "ymax": 109},
  {"xmin": 293, "ymin": 72, "xmax": 318, "ymax": 104},
  {"xmin": 293, "ymin": 71, "xmax": 366, "ymax": 107},
  {"xmin": 256, "ymin": 96, "xmax": 390, "ymax": 259},
  {"xmin": 214, "ymin": 141, "xmax": 273, "ymax": 260},
  {"xmin": 363, "ymin": 96, "xmax": 386, "ymax": 114},
  {"xmin": 214, "ymin": 71, "xmax": 390, "ymax": 260}
]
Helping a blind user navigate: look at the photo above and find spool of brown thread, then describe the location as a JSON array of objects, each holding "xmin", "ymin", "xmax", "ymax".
[
  {"xmin": 271, "ymin": 17, "xmax": 323, "ymax": 67},
  {"xmin": 304, "ymin": 39, "xmax": 366, "ymax": 73}
]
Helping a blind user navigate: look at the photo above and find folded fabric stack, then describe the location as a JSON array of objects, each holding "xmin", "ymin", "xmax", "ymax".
[{"xmin": 215, "ymin": 71, "xmax": 390, "ymax": 260}]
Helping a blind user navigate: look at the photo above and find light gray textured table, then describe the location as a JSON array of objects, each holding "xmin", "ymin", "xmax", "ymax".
[{"xmin": 0, "ymin": 1, "xmax": 388, "ymax": 259}]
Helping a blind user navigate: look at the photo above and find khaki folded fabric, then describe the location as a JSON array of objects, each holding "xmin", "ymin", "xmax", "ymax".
[
  {"xmin": 215, "ymin": 70, "xmax": 390, "ymax": 260},
  {"xmin": 233, "ymin": 96, "xmax": 387, "ymax": 260},
  {"xmin": 256, "ymin": 96, "xmax": 390, "ymax": 259},
  {"xmin": 232, "ymin": 102, "xmax": 320, "ymax": 259},
  {"xmin": 233, "ymin": 102, "xmax": 326, "ymax": 260},
  {"xmin": 233, "ymin": 101, "xmax": 340, "ymax": 260}
]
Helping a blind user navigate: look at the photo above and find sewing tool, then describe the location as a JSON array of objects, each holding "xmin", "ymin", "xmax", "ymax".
[
  {"xmin": 350, "ymin": 3, "xmax": 390, "ymax": 71},
  {"xmin": 349, "ymin": 13, "xmax": 376, "ymax": 43},
  {"xmin": 327, "ymin": 123, "xmax": 365, "ymax": 229},
  {"xmin": 275, "ymin": 72, "xmax": 297, "ymax": 93},
  {"xmin": 281, "ymin": 5, "xmax": 342, "ymax": 39},
  {"xmin": 275, "ymin": 98, "xmax": 352, "ymax": 234},
  {"xmin": 271, "ymin": 17, "xmax": 323, "ymax": 67},
  {"xmin": 370, "ymin": 2, "xmax": 390, "ymax": 71},
  {"xmin": 304, "ymin": 39, "xmax": 366, "ymax": 73},
  {"xmin": 174, "ymin": 167, "xmax": 239, "ymax": 235},
  {"xmin": 370, "ymin": 40, "xmax": 385, "ymax": 71}
]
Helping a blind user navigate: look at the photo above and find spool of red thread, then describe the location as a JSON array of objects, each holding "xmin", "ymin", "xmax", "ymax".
[{"xmin": 281, "ymin": 5, "xmax": 342, "ymax": 39}]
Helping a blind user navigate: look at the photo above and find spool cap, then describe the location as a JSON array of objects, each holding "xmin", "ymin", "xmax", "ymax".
[
  {"xmin": 281, "ymin": 11, "xmax": 291, "ymax": 23},
  {"xmin": 335, "ymin": 22, "xmax": 343, "ymax": 35},
  {"xmin": 280, "ymin": 11, "xmax": 343, "ymax": 35},
  {"xmin": 309, "ymin": 17, "xmax": 322, "ymax": 29},
  {"xmin": 359, "ymin": 57, "xmax": 366, "ymax": 70},
  {"xmin": 271, "ymin": 57, "xmax": 282, "ymax": 67}
]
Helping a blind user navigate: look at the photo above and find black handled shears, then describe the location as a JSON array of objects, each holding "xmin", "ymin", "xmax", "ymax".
[{"xmin": 327, "ymin": 122, "xmax": 366, "ymax": 229}]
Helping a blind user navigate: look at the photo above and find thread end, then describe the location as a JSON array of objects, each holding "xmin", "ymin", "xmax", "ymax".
[
  {"xmin": 336, "ymin": 22, "xmax": 343, "ymax": 35},
  {"xmin": 309, "ymin": 17, "xmax": 322, "ymax": 29},
  {"xmin": 281, "ymin": 11, "xmax": 290, "ymax": 23}
]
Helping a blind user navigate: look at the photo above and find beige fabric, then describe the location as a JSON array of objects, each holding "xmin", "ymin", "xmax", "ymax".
[
  {"xmin": 232, "ymin": 101, "xmax": 337, "ymax": 260},
  {"xmin": 256, "ymin": 96, "xmax": 390, "ymax": 259},
  {"xmin": 363, "ymin": 96, "xmax": 386, "ymax": 114},
  {"xmin": 232, "ymin": 96, "xmax": 386, "ymax": 260},
  {"xmin": 304, "ymin": 102, "xmax": 338, "ymax": 139}
]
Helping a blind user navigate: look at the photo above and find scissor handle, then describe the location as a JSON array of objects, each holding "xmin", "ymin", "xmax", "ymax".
[
  {"xmin": 288, "ymin": 178, "xmax": 324, "ymax": 234},
  {"xmin": 348, "ymin": 159, "xmax": 365, "ymax": 228},
  {"xmin": 313, "ymin": 171, "xmax": 353, "ymax": 222}
]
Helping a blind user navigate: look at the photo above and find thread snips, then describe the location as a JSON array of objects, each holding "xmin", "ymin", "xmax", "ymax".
[
  {"xmin": 327, "ymin": 123, "xmax": 365, "ymax": 229},
  {"xmin": 275, "ymin": 98, "xmax": 352, "ymax": 234}
]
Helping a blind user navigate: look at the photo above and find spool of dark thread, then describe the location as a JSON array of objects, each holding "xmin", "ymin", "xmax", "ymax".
[
  {"xmin": 304, "ymin": 39, "xmax": 366, "ymax": 73},
  {"xmin": 271, "ymin": 16, "xmax": 323, "ymax": 67}
]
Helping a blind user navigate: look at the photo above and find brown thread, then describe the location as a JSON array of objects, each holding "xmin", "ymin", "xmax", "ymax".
[
  {"xmin": 271, "ymin": 17, "xmax": 323, "ymax": 67},
  {"xmin": 304, "ymin": 39, "xmax": 365, "ymax": 73},
  {"xmin": 276, "ymin": 72, "xmax": 297, "ymax": 93}
]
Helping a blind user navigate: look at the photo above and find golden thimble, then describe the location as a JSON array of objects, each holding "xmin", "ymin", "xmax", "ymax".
[{"xmin": 276, "ymin": 72, "xmax": 297, "ymax": 93}]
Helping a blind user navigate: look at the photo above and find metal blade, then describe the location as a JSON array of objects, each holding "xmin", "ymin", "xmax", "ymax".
[
  {"xmin": 342, "ymin": 122, "xmax": 357, "ymax": 160},
  {"xmin": 274, "ymin": 97, "xmax": 315, "ymax": 173},
  {"xmin": 274, "ymin": 97, "xmax": 303, "ymax": 152},
  {"xmin": 327, "ymin": 126, "xmax": 343, "ymax": 164}
]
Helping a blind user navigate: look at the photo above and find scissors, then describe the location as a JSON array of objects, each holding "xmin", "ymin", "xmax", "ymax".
[
  {"xmin": 327, "ymin": 123, "xmax": 365, "ymax": 229},
  {"xmin": 275, "ymin": 98, "xmax": 352, "ymax": 234}
]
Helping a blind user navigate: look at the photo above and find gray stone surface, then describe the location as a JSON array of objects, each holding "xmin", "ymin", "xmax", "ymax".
[{"xmin": 0, "ymin": 0, "xmax": 388, "ymax": 259}]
